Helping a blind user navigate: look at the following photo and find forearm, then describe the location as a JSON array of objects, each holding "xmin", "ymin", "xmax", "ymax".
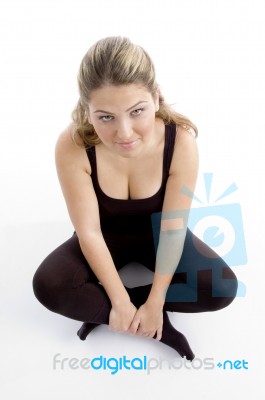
[
  {"xmin": 147, "ymin": 227, "xmax": 187, "ymax": 306},
  {"xmin": 79, "ymin": 232, "xmax": 130, "ymax": 307},
  {"xmin": 147, "ymin": 271, "xmax": 175, "ymax": 307}
]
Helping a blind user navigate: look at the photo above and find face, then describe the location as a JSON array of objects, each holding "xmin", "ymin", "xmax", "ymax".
[{"xmin": 86, "ymin": 84, "xmax": 159, "ymax": 158}]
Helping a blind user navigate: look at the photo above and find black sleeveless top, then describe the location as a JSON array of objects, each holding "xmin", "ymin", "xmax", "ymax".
[{"xmin": 86, "ymin": 123, "xmax": 177, "ymax": 240}]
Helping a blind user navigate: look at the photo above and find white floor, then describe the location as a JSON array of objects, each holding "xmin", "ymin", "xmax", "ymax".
[{"xmin": 0, "ymin": 215, "xmax": 264, "ymax": 399}]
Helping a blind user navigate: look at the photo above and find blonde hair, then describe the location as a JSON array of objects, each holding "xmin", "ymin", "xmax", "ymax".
[{"xmin": 71, "ymin": 36, "xmax": 198, "ymax": 148}]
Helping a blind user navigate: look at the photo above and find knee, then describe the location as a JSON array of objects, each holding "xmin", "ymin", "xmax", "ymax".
[
  {"xmin": 32, "ymin": 262, "xmax": 63, "ymax": 312},
  {"xmin": 209, "ymin": 272, "xmax": 238, "ymax": 311}
]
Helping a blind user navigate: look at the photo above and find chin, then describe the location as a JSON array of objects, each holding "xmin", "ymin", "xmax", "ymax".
[
  {"xmin": 114, "ymin": 141, "xmax": 143, "ymax": 158},
  {"xmin": 118, "ymin": 151, "xmax": 138, "ymax": 159}
]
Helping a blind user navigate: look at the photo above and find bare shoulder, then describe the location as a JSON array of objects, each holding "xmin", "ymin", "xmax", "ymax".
[
  {"xmin": 55, "ymin": 122, "xmax": 83, "ymax": 151},
  {"xmin": 55, "ymin": 123, "xmax": 91, "ymax": 174},
  {"xmin": 175, "ymin": 124, "xmax": 198, "ymax": 145},
  {"xmin": 169, "ymin": 125, "xmax": 199, "ymax": 175}
]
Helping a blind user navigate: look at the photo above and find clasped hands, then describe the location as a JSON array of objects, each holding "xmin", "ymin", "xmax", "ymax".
[{"xmin": 108, "ymin": 300, "xmax": 163, "ymax": 341}]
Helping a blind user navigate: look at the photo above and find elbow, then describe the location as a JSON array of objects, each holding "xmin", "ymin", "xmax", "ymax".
[{"xmin": 77, "ymin": 228, "xmax": 103, "ymax": 248}]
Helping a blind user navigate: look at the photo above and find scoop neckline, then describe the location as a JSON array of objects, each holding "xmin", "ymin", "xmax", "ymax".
[{"xmin": 92, "ymin": 124, "xmax": 169, "ymax": 202}]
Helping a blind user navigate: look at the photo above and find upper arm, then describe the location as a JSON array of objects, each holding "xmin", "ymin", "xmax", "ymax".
[
  {"xmin": 161, "ymin": 126, "xmax": 199, "ymax": 229},
  {"xmin": 55, "ymin": 124, "xmax": 101, "ymax": 241}
]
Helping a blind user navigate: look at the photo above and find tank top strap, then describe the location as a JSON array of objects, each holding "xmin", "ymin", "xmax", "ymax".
[
  {"xmin": 163, "ymin": 123, "xmax": 177, "ymax": 180},
  {"xmin": 86, "ymin": 146, "xmax": 96, "ymax": 173}
]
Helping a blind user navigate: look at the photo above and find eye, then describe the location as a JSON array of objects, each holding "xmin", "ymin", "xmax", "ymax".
[
  {"xmin": 99, "ymin": 115, "xmax": 113, "ymax": 122},
  {"xmin": 131, "ymin": 108, "xmax": 144, "ymax": 116}
]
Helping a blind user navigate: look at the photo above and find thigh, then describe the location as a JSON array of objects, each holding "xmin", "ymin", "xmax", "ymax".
[{"xmin": 32, "ymin": 232, "xmax": 114, "ymax": 322}]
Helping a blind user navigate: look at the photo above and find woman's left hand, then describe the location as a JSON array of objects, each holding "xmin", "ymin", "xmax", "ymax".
[{"xmin": 127, "ymin": 301, "xmax": 163, "ymax": 341}]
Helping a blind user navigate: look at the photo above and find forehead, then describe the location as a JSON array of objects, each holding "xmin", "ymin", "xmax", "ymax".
[{"xmin": 88, "ymin": 84, "xmax": 151, "ymax": 105}]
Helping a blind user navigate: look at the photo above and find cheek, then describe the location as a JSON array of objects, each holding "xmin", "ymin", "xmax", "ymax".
[
  {"xmin": 93, "ymin": 122, "xmax": 112, "ymax": 140},
  {"xmin": 138, "ymin": 114, "xmax": 156, "ymax": 131}
]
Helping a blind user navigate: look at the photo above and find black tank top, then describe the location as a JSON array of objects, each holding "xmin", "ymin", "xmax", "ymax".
[{"xmin": 86, "ymin": 123, "xmax": 177, "ymax": 238}]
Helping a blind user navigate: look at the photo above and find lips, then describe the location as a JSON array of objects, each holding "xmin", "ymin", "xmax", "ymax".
[
  {"xmin": 117, "ymin": 140, "xmax": 137, "ymax": 145},
  {"xmin": 117, "ymin": 139, "xmax": 138, "ymax": 149}
]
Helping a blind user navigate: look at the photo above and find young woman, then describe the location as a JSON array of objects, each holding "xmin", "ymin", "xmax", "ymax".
[{"xmin": 32, "ymin": 36, "xmax": 238, "ymax": 361}]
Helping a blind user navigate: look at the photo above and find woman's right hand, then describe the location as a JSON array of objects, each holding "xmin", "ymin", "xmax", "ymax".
[{"xmin": 108, "ymin": 301, "xmax": 138, "ymax": 333}]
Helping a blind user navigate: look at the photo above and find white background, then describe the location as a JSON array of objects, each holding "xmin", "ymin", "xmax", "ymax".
[{"xmin": 0, "ymin": 0, "xmax": 264, "ymax": 398}]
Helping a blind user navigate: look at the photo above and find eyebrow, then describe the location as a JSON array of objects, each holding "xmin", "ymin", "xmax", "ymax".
[{"xmin": 93, "ymin": 101, "xmax": 148, "ymax": 114}]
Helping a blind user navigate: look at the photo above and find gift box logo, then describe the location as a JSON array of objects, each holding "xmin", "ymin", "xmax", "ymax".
[
  {"xmin": 151, "ymin": 173, "xmax": 247, "ymax": 300},
  {"xmin": 185, "ymin": 173, "xmax": 247, "ymax": 267}
]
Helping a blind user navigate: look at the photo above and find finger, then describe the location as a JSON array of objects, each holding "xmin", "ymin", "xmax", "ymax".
[
  {"xmin": 135, "ymin": 328, "xmax": 144, "ymax": 336},
  {"xmin": 108, "ymin": 325, "xmax": 118, "ymax": 332},
  {"xmin": 155, "ymin": 328, "xmax": 163, "ymax": 341},
  {"xmin": 136, "ymin": 326, "xmax": 149, "ymax": 336},
  {"xmin": 138, "ymin": 329, "xmax": 155, "ymax": 338},
  {"xmin": 108, "ymin": 323, "xmax": 124, "ymax": 333},
  {"xmin": 145, "ymin": 330, "xmax": 157, "ymax": 339},
  {"xmin": 128, "ymin": 320, "xmax": 140, "ymax": 335}
]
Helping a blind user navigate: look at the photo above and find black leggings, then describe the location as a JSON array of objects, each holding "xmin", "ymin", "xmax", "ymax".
[{"xmin": 32, "ymin": 228, "xmax": 238, "ymax": 324}]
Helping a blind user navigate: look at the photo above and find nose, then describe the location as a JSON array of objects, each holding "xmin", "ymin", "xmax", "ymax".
[{"xmin": 116, "ymin": 119, "xmax": 134, "ymax": 142}]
